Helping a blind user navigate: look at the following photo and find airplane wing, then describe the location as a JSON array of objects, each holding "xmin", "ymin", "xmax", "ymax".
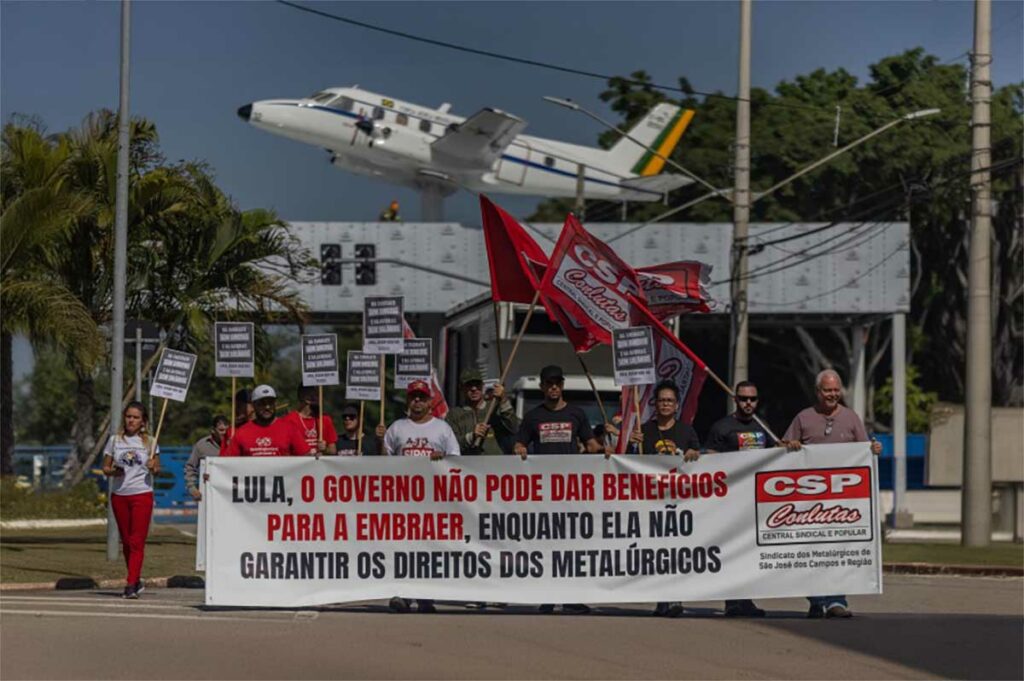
[
  {"xmin": 620, "ymin": 174, "xmax": 694, "ymax": 194},
  {"xmin": 431, "ymin": 108, "xmax": 526, "ymax": 168}
]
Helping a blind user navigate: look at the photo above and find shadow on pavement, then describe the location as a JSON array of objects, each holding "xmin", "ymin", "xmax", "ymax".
[{"xmin": 750, "ymin": 611, "xmax": 1024, "ymax": 680}]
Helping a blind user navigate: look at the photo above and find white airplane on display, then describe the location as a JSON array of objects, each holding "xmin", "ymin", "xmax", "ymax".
[{"xmin": 237, "ymin": 87, "xmax": 696, "ymax": 218}]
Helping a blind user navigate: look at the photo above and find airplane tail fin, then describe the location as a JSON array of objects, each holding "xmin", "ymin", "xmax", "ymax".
[{"xmin": 605, "ymin": 103, "xmax": 695, "ymax": 177}]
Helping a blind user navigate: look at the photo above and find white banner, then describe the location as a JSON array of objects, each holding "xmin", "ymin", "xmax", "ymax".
[{"xmin": 204, "ymin": 444, "xmax": 881, "ymax": 607}]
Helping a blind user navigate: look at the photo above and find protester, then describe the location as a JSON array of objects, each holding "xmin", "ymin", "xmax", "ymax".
[
  {"xmin": 223, "ymin": 385, "xmax": 312, "ymax": 457},
  {"xmin": 336, "ymin": 403, "xmax": 385, "ymax": 456},
  {"xmin": 446, "ymin": 369, "xmax": 519, "ymax": 455},
  {"xmin": 514, "ymin": 365, "xmax": 604, "ymax": 615},
  {"xmin": 102, "ymin": 401, "xmax": 159, "ymax": 599},
  {"xmin": 704, "ymin": 381, "xmax": 773, "ymax": 618},
  {"xmin": 219, "ymin": 388, "xmax": 253, "ymax": 455},
  {"xmin": 623, "ymin": 380, "xmax": 698, "ymax": 618},
  {"xmin": 384, "ymin": 380, "xmax": 460, "ymax": 613},
  {"xmin": 284, "ymin": 385, "xmax": 337, "ymax": 456},
  {"xmin": 514, "ymin": 365, "xmax": 605, "ymax": 459},
  {"xmin": 185, "ymin": 415, "xmax": 228, "ymax": 501},
  {"xmin": 783, "ymin": 368, "xmax": 882, "ymax": 619}
]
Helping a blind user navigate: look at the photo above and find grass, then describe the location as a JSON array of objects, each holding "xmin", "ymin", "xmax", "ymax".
[
  {"xmin": 0, "ymin": 525, "xmax": 200, "ymax": 584},
  {"xmin": 883, "ymin": 541, "xmax": 1023, "ymax": 567},
  {"xmin": 0, "ymin": 478, "xmax": 106, "ymax": 520}
]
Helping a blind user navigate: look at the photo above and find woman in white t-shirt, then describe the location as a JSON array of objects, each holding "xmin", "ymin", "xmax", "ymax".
[{"xmin": 102, "ymin": 401, "xmax": 160, "ymax": 599}]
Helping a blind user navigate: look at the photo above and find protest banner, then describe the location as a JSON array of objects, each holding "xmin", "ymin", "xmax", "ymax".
[
  {"xmin": 394, "ymin": 339, "xmax": 432, "ymax": 389},
  {"xmin": 203, "ymin": 443, "xmax": 881, "ymax": 607},
  {"xmin": 363, "ymin": 296, "xmax": 405, "ymax": 355},
  {"xmin": 401, "ymin": 319, "xmax": 447, "ymax": 419},
  {"xmin": 612, "ymin": 327, "xmax": 657, "ymax": 387},
  {"xmin": 346, "ymin": 351, "xmax": 382, "ymax": 401},
  {"xmin": 301, "ymin": 334, "xmax": 340, "ymax": 387},
  {"xmin": 148, "ymin": 348, "xmax": 198, "ymax": 458},
  {"xmin": 214, "ymin": 322, "xmax": 255, "ymax": 378}
]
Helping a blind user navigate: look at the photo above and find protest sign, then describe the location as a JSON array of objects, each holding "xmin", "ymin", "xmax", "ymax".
[
  {"xmin": 150, "ymin": 349, "xmax": 198, "ymax": 402},
  {"xmin": 394, "ymin": 339, "xmax": 432, "ymax": 388},
  {"xmin": 612, "ymin": 327, "xmax": 656, "ymax": 386},
  {"xmin": 363, "ymin": 296, "xmax": 405, "ymax": 354},
  {"xmin": 346, "ymin": 351, "xmax": 382, "ymax": 401},
  {"xmin": 214, "ymin": 322, "xmax": 255, "ymax": 378},
  {"xmin": 301, "ymin": 334, "xmax": 340, "ymax": 386},
  {"xmin": 203, "ymin": 443, "xmax": 881, "ymax": 607}
]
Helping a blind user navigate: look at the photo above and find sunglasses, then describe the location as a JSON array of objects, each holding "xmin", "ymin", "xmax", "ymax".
[
  {"xmin": 737, "ymin": 396, "xmax": 759, "ymax": 403},
  {"xmin": 342, "ymin": 414, "xmax": 358, "ymax": 420},
  {"xmin": 409, "ymin": 394, "xmax": 430, "ymax": 402}
]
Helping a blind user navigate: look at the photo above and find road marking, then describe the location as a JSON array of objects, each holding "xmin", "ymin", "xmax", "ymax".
[
  {"xmin": 0, "ymin": 609, "xmax": 304, "ymax": 623},
  {"xmin": 1, "ymin": 598, "xmax": 196, "ymax": 611}
]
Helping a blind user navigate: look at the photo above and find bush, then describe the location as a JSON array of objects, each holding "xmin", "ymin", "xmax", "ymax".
[{"xmin": 0, "ymin": 477, "xmax": 106, "ymax": 520}]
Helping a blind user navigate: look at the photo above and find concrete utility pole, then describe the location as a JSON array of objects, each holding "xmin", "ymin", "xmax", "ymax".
[
  {"xmin": 962, "ymin": 0, "xmax": 993, "ymax": 547},
  {"xmin": 890, "ymin": 312, "xmax": 913, "ymax": 528},
  {"xmin": 107, "ymin": 0, "xmax": 132, "ymax": 561},
  {"xmin": 729, "ymin": 0, "xmax": 752, "ymax": 388}
]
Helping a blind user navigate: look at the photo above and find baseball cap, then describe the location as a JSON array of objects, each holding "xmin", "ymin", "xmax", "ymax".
[
  {"xmin": 406, "ymin": 380, "xmax": 431, "ymax": 397},
  {"xmin": 539, "ymin": 365, "xmax": 564, "ymax": 383},
  {"xmin": 252, "ymin": 384, "xmax": 277, "ymax": 401},
  {"xmin": 460, "ymin": 368, "xmax": 484, "ymax": 385},
  {"xmin": 340, "ymin": 404, "xmax": 359, "ymax": 417}
]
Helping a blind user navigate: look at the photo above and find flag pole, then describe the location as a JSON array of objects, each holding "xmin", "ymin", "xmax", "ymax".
[
  {"xmin": 230, "ymin": 377, "xmax": 236, "ymax": 438},
  {"xmin": 318, "ymin": 385, "xmax": 324, "ymax": 453},
  {"xmin": 473, "ymin": 290, "xmax": 541, "ymax": 447},
  {"xmin": 150, "ymin": 398, "xmax": 169, "ymax": 459},
  {"xmin": 492, "ymin": 300, "xmax": 505, "ymax": 372},
  {"xmin": 575, "ymin": 352, "xmax": 609, "ymax": 425},
  {"xmin": 378, "ymin": 355, "xmax": 386, "ymax": 429},
  {"xmin": 632, "ymin": 386, "xmax": 643, "ymax": 454},
  {"xmin": 357, "ymin": 401, "xmax": 365, "ymax": 456}
]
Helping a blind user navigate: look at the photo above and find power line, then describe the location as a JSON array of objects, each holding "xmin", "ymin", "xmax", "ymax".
[{"xmin": 275, "ymin": 0, "xmax": 834, "ymax": 115}]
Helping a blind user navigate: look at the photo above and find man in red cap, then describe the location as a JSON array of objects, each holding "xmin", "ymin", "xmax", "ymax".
[{"xmin": 383, "ymin": 380, "xmax": 460, "ymax": 614}]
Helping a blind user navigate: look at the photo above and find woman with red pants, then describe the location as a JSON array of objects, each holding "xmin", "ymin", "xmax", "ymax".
[{"xmin": 102, "ymin": 401, "xmax": 160, "ymax": 599}]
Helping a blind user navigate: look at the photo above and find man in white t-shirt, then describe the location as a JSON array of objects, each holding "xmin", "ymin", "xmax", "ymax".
[
  {"xmin": 383, "ymin": 380, "xmax": 459, "ymax": 614},
  {"xmin": 384, "ymin": 381, "xmax": 461, "ymax": 460}
]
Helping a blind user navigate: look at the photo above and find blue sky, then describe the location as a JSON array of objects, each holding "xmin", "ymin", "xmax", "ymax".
[
  {"xmin": 3, "ymin": 0, "xmax": 1022, "ymax": 225},
  {"xmin": 3, "ymin": 1, "xmax": 1022, "ymax": 376}
]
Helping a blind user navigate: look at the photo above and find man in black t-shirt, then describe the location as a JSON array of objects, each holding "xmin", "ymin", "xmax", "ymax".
[
  {"xmin": 514, "ymin": 364, "xmax": 606, "ymax": 617},
  {"xmin": 514, "ymin": 365, "xmax": 604, "ymax": 457},
  {"xmin": 336, "ymin": 404, "xmax": 384, "ymax": 456},
  {"xmin": 705, "ymin": 380, "xmax": 772, "ymax": 618}
]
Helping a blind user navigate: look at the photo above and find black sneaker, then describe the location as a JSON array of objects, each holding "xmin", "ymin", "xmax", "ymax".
[
  {"xmin": 388, "ymin": 596, "xmax": 410, "ymax": 613},
  {"xmin": 134, "ymin": 580, "xmax": 145, "ymax": 596},
  {"xmin": 664, "ymin": 602, "xmax": 684, "ymax": 618},
  {"xmin": 538, "ymin": 603, "xmax": 555, "ymax": 614},
  {"xmin": 416, "ymin": 600, "xmax": 436, "ymax": 614},
  {"xmin": 807, "ymin": 604, "xmax": 825, "ymax": 619},
  {"xmin": 725, "ymin": 600, "xmax": 765, "ymax": 617},
  {"xmin": 562, "ymin": 603, "xmax": 591, "ymax": 615},
  {"xmin": 826, "ymin": 604, "xmax": 852, "ymax": 618},
  {"xmin": 653, "ymin": 602, "xmax": 669, "ymax": 617},
  {"xmin": 122, "ymin": 585, "xmax": 138, "ymax": 600}
]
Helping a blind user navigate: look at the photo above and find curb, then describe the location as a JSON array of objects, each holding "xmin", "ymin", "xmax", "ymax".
[
  {"xmin": 883, "ymin": 562, "xmax": 1023, "ymax": 577},
  {"xmin": 1, "ymin": 575, "xmax": 204, "ymax": 592}
]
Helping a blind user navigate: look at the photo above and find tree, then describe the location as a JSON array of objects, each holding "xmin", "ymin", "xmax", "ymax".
[
  {"xmin": 532, "ymin": 49, "xmax": 1023, "ymax": 426},
  {"xmin": 0, "ymin": 120, "xmax": 103, "ymax": 475}
]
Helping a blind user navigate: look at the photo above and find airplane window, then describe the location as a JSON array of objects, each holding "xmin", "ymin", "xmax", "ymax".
[
  {"xmin": 544, "ymin": 156, "xmax": 555, "ymax": 167},
  {"xmin": 335, "ymin": 97, "xmax": 354, "ymax": 111},
  {"xmin": 373, "ymin": 107, "xmax": 385, "ymax": 120},
  {"xmin": 311, "ymin": 92, "xmax": 335, "ymax": 104},
  {"xmin": 419, "ymin": 119, "xmax": 432, "ymax": 133},
  {"xmin": 396, "ymin": 113, "xmax": 408, "ymax": 126}
]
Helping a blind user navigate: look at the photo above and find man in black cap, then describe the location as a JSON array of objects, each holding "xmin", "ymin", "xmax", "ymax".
[
  {"xmin": 446, "ymin": 369, "xmax": 519, "ymax": 455},
  {"xmin": 515, "ymin": 365, "xmax": 604, "ymax": 458},
  {"xmin": 336, "ymin": 403, "xmax": 384, "ymax": 456}
]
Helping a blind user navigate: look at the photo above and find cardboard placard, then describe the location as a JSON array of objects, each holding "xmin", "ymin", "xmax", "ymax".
[
  {"xmin": 612, "ymin": 327, "xmax": 656, "ymax": 387},
  {"xmin": 150, "ymin": 349, "xmax": 198, "ymax": 402},
  {"xmin": 363, "ymin": 296, "xmax": 405, "ymax": 355},
  {"xmin": 214, "ymin": 322, "xmax": 255, "ymax": 378},
  {"xmin": 301, "ymin": 334, "xmax": 340, "ymax": 386},
  {"xmin": 394, "ymin": 338, "xmax": 432, "ymax": 388},
  {"xmin": 346, "ymin": 351, "xmax": 382, "ymax": 401}
]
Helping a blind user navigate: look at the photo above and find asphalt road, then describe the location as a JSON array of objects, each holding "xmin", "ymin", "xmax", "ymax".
[{"xmin": 2, "ymin": 575, "xmax": 1022, "ymax": 680}]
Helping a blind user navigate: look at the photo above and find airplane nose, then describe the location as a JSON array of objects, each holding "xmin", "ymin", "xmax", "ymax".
[{"xmin": 237, "ymin": 103, "xmax": 253, "ymax": 122}]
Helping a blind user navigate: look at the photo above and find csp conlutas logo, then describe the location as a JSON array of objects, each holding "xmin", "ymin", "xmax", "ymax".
[{"xmin": 754, "ymin": 467, "xmax": 873, "ymax": 546}]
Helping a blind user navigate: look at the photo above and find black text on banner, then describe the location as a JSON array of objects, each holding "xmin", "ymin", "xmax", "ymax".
[
  {"xmin": 363, "ymin": 296, "xmax": 405, "ymax": 355},
  {"xmin": 346, "ymin": 351, "xmax": 382, "ymax": 401},
  {"xmin": 394, "ymin": 338, "xmax": 432, "ymax": 388},
  {"xmin": 612, "ymin": 327, "xmax": 656, "ymax": 386},
  {"xmin": 214, "ymin": 322, "xmax": 255, "ymax": 378},
  {"xmin": 301, "ymin": 334, "xmax": 340, "ymax": 386},
  {"xmin": 151, "ymin": 349, "xmax": 198, "ymax": 402}
]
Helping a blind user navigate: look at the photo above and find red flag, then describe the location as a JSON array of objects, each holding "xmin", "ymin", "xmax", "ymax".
[
  {"xmin": 539, "ymin": 213, "xmax": 645, "ymax": 352},
  {"xmin": 636, "ymin": 261, "xmax": 713, "ymax": 319},
  {"xmin": 401, "ymin": 319, "xmax": 448, "ymax": 419},
  {"xmin": 615, "ymin": 294, "xmax": 708, "ymax": 452},
  {"xmin": 480, "ymin": 196, "xmax": 549, "ymax": 303}
]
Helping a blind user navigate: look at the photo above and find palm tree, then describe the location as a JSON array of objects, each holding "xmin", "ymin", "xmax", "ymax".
[{"xmin": 0, "ymin": 120, "xmax": 103, "ymax": 475}]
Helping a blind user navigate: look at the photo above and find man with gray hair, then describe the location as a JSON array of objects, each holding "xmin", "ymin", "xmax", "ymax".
[{"xmin": 783, "ymin": 368, "xmax": 882, "ymax": 619}]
